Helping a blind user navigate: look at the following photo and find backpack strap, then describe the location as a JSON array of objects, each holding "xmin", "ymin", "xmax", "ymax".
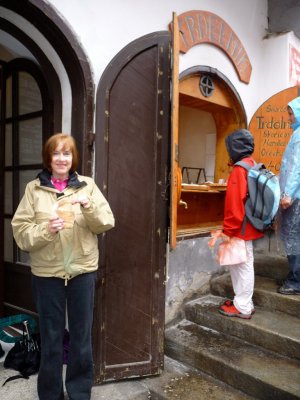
[
  {"xmin": 2, "ymin": 374, "xmax": 29, "ymax": 387},
  {"xmin": 234, "ymin": 160, "xmax": 253, "ymax": 236},
  {"xmin": 234, "ymin": 160, "xmax": 251, "ymax": 170},
  {"xmin": 241, "ymin": 215, "xmax": 247, "ymax": 236}
]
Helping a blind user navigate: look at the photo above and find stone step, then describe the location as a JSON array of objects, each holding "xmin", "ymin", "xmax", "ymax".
[
  {"xmin": 184, "ymin": 294, "xmax": 300, "ymax": 360},
  {"xmin": 144, "ymin": 356, "xmax": 256, "ymax": 400},
  {"xmin": 165, "ymin": 319, "xmax": 300, "ymax": 400},
  {"xmin": 210, "ymin": 273, "xmax": 300, "ymax": 318},
  {"xmin": 254, "ymin": 254, "xmax": 289, "ymax": 280},
  {"xmin": 253, "ymin": 276, "xmax": 300, "ymax": 318}
]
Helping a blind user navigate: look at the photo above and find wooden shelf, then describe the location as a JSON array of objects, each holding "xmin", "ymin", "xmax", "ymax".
[
  {"xmin": 181, "ymin": 188, "xmax": 222, "ymax": 193},
  {"xmin": 177, "ymin": 223, "xmax": 223, "ymax": 237},
  {"xmin": 181, "ymin": 184, "xmax": 227, "ymax": 194}
]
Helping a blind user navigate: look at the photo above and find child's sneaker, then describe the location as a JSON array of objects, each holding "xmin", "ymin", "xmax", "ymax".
[
  {"xmin": 222, "ymin": 299, "xmax": 255, "ymax": 315},
  {"xmin": 219, "ymin": 303, "xmax": 252, "ymax": 319}
]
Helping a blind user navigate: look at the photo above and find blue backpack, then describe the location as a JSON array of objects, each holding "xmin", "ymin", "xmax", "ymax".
[{"xmin": 235, "ymin": 161, "xmax": 280, "ymax": 232}]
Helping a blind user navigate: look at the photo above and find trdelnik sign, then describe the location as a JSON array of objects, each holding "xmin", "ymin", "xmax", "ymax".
[
  {"xmin": 249, "ymin": 87, "xmax": 299, "ymax": 174},
  {"xmin": 172, "ymin": 10, "xmax": 252, "ymax": 83}
]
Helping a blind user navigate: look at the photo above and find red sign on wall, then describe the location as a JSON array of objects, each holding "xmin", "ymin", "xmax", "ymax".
[
  {"xmin": 290, "ymin": 45, "xmax": 300, "ymax": 85},
  {"xmin": 170, "ymin": 11, "xmax": 252, "ymax": 84}
]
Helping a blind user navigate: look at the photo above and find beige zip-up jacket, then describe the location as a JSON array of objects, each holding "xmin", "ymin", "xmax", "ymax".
[{"xmin": 12, "ymin": 171, "xmax": 115, "ymax": 281}]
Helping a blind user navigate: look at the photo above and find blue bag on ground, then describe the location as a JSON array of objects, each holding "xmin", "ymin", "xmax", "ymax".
[{"xmin": 235, "ymin": 161, "xmax": 280, "ymax": 232}]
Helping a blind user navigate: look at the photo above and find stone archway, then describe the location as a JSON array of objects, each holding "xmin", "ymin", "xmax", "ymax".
[{"xmin": 0, "ymin": 0, "xmax": 94, "ymax": 174}]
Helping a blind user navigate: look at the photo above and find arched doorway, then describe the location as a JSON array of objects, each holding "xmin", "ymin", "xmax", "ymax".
[{"xmin": 0, "ymin": 0, "xmax": 94, "ymax": 316}]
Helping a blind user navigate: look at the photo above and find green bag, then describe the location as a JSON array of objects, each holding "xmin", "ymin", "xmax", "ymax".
[{"xmin": 0, "ymin": 314, "xmax": 37, "ymax": 343}]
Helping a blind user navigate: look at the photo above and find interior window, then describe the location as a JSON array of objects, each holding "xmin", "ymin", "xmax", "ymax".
[{"xmin": 179, "ymin": 107, "xmax": 216, "ymax": 184}]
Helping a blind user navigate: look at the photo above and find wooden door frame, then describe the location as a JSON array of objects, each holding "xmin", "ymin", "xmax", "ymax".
[
  {"xmin": 170, "ymin": 12, "xmax": 180, "ymax": 250},
  {"xmin": 179, "ymin": 66, "xmax": 247, "ymax": 114}
]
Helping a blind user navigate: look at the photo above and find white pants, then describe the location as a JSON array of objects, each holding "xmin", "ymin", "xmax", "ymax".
[{"xmin": 228, "ymin": 240, "xmax": 254, "ymax": 315}]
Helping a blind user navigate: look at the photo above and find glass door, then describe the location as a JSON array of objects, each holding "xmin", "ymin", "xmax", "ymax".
[{"xmin": 1, "ymin": 59, "xmax": 51, "ymax": 316}]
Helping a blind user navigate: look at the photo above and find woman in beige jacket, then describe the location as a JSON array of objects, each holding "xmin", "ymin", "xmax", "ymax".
[{"xmin": 12, "ymin": 133, "xmax": 114, "ymax": 400}]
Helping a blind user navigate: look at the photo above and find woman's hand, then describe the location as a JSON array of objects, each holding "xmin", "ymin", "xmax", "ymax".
[
  {"xmin": 208, "ymin": 230, "xmax": 230, "ymax": 247},
  {"xmin": 220, "ymin": 232, "xmax": 231, "ymax": 242},
  {"xmin": 280, "ymin": 195, "xmax": 293, "ymax": 209},
  {"xmin": 48, "ymin": 215, "xmax": 64, "ymax": 234},
  {"xmin": 72, "ymin": 196, "xmax": 91, "ymax": 209}
]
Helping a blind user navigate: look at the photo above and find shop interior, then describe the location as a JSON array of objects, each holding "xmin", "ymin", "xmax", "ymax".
[{"xmin": 176, "ymin": 72, "xmax": 246, "ymax": 237}]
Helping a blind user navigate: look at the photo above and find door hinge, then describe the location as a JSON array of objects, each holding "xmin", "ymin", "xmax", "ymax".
[{"xmin": 88, "ymin": 132, "xmax": 95, "ymax": 147}]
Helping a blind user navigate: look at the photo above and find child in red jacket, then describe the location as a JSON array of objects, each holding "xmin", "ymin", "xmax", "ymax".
[{"xmin": 219, "ymin": 129, "xmax": 263, "ymax": 319}]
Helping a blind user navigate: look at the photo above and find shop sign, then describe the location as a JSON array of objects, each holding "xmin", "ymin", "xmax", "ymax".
[
  {"xmin": 249, "ymin": 87, "xmax": 299, "ymax": 173},
  {"xmin": 171, "ymin": 10, "xmax": 252, "ymax": 83}
]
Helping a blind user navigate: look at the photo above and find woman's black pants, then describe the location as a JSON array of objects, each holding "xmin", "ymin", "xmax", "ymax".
[{"xmin": 32, "ymin": 272, "xmax": 96, "ymax": 400}]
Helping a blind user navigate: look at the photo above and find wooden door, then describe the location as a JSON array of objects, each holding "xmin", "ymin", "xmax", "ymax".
[{"xmin": 94, "ymin": 31, "xmax": 171, "ymax": 382}]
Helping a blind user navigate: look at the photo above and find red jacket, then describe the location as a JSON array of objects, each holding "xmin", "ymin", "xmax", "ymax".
[{"xmin": 223, "ymin": 157, "xmax": 264, "ymax": 240}]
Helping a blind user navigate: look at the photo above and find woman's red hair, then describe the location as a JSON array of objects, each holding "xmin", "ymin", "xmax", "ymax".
[{"xmin": 43, "ymin": 133, "xmax": 79, "ymax": 172}]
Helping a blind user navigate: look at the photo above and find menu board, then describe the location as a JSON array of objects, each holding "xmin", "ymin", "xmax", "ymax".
[{"xmin": 249, "ymin": 87, "xmax": 299, "ymax": 174}]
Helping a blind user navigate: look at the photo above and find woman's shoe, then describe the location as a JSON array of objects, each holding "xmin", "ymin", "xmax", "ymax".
[
  {"xmin": 219, "ymin": 303, "xmax": 252, "ymax": 319},
  {"xmin": 277, "ymin": 285, "xmax": 300, "ymax": 295},
  {"xmin": 222, "ymin": 299, "xmax": 255, "ymax": 315}
]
